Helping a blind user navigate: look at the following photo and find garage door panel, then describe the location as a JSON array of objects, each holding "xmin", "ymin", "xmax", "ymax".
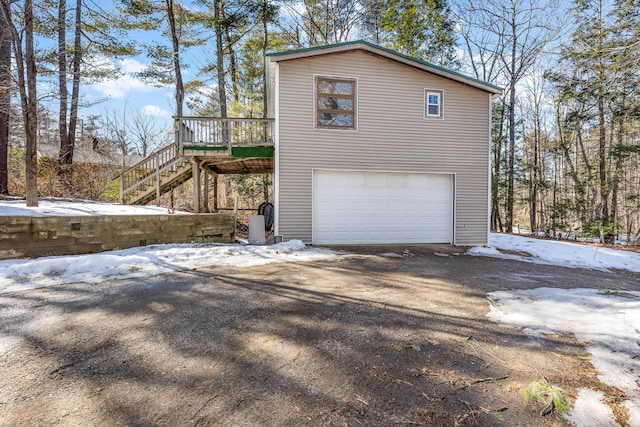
[{"xmin": 313, "ymin": 170, "xmax": 453, "ymax": 244}]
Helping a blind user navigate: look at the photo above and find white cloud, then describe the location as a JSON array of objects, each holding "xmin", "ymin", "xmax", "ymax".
[
  {"xmin": 140, "ymin": 105, "xmax": 171, "ymax": 118},
  {"xmin": 92, "ymin": 74, "xmax": 156, "ymax": 99},
  {"xmin": 119, "ymin": 58, "xmax": 146, "ymax": 73},
  {"xmin": 88, "ymin": 57, "xmax": 159, "ymax": 99}
]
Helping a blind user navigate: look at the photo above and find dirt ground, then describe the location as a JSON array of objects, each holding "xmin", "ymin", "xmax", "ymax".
[{"xmin": 1, "ymin": 245, "xmax": 638, "ymax": 427}]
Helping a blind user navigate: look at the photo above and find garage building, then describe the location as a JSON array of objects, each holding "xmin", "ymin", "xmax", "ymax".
[{"xmin": 268, "ymin": 41, "xmax": 502, "ymax": 246}]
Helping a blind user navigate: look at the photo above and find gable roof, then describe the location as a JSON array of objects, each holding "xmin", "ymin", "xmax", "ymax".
[{"xmin": 267, "ymin": 40, "xmax": 503, "ymax": 95}]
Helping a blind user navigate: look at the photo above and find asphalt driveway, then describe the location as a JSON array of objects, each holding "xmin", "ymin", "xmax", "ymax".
[{"xmin": 0, "ymin": 245, "xmax": 637, "ymax": 426}]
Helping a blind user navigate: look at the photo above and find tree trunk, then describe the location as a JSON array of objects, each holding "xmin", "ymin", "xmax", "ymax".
[
  {"xmin": 262, "ymin": 174, "xmax": 269, "ymax": 201},
  {"xmin": 598, "ymin": 96, "xmax": 608, "ymax": 225},
  {"xmin": 595, "ymin": 0, "xmax": 609, "ymax": 228},
  {"xmin": 504, "ymin": 90, "xmax": 515, "ymax": 233},
  {"xmin": 214, "ymin": 0, "xmax": 227, "ymax": 118},
  {"xmin": 262, "ymin": 0, "xmax": 268, "ymax": 119},
  {"xmin": 24, "ymin": 0, "xmax": 38, "ymax": 206},
  {"xmin": 57, "ymin": 0, "xmax": 70, "ymax": 185},
  {"xmin": 491, "ymin": 102, "xmax": 505, "ymax": 232},
  {"xmin": 224, "ymin": 24, "xmax": 239, "ymax": 104},
  {"xmin": 556, "ymin": 108, "xmax": 582, "ymax": 191},
  {"xmin": 166, "ymin": 0, "xmax": 184, "ymax": 117},
  {"xmin": 506, "ymin": 63, "xmax": 516, "ymax": 232},
  {"xmin": 65, "ymin": 0, "xmax": 82, "ymax": 174},
  {"xmin": 610, "ymin": 94, "xmax": 626, "ymax": 243},
  {"xmin": 529, "ymin": 104, "xmax": 540, "ymax": 233},
  {"xmin": 0, "ymin": 0, "xmax": 10, "ymax": 195},
  {"xmin": 551, "ymin": 147, "xmax": 558, "ymax": 236},
  {"xmin": 5, "ymin": 0, "xmax": 38, "ymax": 206},
  {"xmin": 213, "ymin": 175, "xmax": 218, "ymax": 212}
]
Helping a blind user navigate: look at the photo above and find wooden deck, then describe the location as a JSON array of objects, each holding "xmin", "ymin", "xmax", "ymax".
[
  {"xmin": 120, "ymin": 117, "xmax": 274, "ymax": 207},
  {"xmin": 178, "ymin": 116, "xmax": 274, "ymax": 174}
]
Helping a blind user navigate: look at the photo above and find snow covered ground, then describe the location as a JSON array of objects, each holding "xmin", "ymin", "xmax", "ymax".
[
  {"xmin": 469, "ymin": 232, "xmax": 640, "ymax": 273},
  {"xmin": 1, "ymin": 200, "xmax": 639, "ymax": 425},
  {"xmin": 0, "ymin": 240, "xmax": 343, "ymax": 294},
  {"xmin": 477, "ymin": 234, "xmax": 640, "ymax": 426},
  {"xmin": 0, "ymin": 198, "xmax": 185, "ymax": 217},
  {"xmin": 0, "ymin": 199, "xmax": 344, "ymax": 293},
  {"xmin": 489, "ymin": 288, "xmax": 640, "ymax": 426}
]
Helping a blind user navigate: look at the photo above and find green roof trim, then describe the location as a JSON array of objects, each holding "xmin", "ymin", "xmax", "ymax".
[
  {"xmin": 267, "ymin": 40, "xmax": 504, "ymax": 94},
  {"xmin": 266, "ymin": 39, "xmax": 372, "ymax": 58}
]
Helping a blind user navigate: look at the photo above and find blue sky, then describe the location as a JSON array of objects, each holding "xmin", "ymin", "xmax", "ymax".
[
  {"xmin": 81, "ymin": 56, "xmax": 175, "ymax": 128},
  {"xmin": 75, "ymin": 0, "xmax": 217, "ymax": 133}
]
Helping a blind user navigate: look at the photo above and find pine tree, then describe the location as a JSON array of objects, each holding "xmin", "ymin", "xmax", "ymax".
[
  {"xmin": 2, "ymin": 0, "xmax": 38, "ymax": 206},
  {"xmin": 380, "ymin": 0, "xmax": 457, "ymax": 66},
  {"xmin": 120, "ymin": 0, "xmax": 203, "ymax": 117}
]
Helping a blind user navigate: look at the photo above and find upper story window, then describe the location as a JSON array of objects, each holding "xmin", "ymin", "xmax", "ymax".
[
  {"xmin": 316, "ymin": 77, "xmax": 356, "ymax": 129},
  {"xmin": 425, "ymin": 89, "xmax": 444, "ymax": 119}
]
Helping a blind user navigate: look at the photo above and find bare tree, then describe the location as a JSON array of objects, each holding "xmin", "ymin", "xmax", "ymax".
[
  {"xmin": 520, "ymin": 67, "xmax": 552, "ymax": 233},
  {"xmin": 97, "ymin": 108, "xmax": 129, "ymax": 167},
  {"xmin": 278, "ymin": 0, "xmax": 361, "ymax": 46},
  {"xmin": 455, "ymin": 0, "xmax": 563, "ymax": 232},
  {"xmin": 128, "ymin": 109, "xmax": 169, "ymax": 157}
]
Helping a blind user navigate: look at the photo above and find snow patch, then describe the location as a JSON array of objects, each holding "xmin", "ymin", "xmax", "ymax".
[
  {"xmin": 489, "ymin": 288, "xmax": 640, "ymax": 426},
  {"xmin": 0, "ymin": 199, "xmax": 186, "ymax": 217},
  {"xmin": 469, "ymin": 233, "xmax": 640, "ymax": 273},
  {"xmin": 379, "ymin": 252, "xmax": 402, "ymax": 258},
  {"xmin": 565, "ymin": 388, "xmax": 617, "ymax": 427},
  {"xmin": 0, "ymin": 240, "xmax": 343, "ymax": 294}
]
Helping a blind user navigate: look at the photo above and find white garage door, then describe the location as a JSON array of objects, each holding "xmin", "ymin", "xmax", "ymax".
[{"xmin": 313, "ymin": 170, "xmax": 453, "ymax": 244}]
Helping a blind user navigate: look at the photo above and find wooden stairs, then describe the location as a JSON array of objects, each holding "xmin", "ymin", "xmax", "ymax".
[
  {"xmin": 120, "ymin": 117, "xmax": 275, "ymax": 207},
  {"xmin": 120, "ymin": 143, "xmax": 192, "ymax": 205}
]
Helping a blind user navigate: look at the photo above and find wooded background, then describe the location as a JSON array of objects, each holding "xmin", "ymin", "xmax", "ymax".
[{"xmin": 1, "ymin": 0, "xmax": 639, "ymax": 243}]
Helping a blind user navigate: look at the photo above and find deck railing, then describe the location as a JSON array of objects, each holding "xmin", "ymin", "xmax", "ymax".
[{"xmin": 175, "ymin": 117, "xmax": 275, "ymax": 153}]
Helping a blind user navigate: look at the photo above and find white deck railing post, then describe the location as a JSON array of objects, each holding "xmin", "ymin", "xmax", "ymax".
[{"xmin": 155, "ymin": 151, "xmax": 161, "ymax": 206}]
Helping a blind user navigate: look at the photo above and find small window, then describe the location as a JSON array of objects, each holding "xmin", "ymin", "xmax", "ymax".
[
  {"xmin": 316, "ymin": 77, "xmax": 356, "ymax": 129},
  {"xmin": 425, "ymin": 89, "xmax": 444, "ymax": 119}
]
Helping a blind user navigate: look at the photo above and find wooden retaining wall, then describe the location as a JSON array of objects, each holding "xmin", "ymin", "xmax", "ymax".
[{"xmin": 0, "ymin": 214, "xmax": 236, "ymax": 259}]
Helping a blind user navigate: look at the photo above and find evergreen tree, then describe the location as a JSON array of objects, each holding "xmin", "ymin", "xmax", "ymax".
[
  {"xmin": 380, "ymin": 0, "xmax": 457, "ymax": 67},
  {"xmin": 31, "ymin": 0, "xmax": 135, "ymax": 188},
  {"xmin": 120, "ymin": 0, "xmax": 204, "ymax": 117},
  {"xmin": 3, "ymin": 0, "xmax": 39, "ymax": 206}
]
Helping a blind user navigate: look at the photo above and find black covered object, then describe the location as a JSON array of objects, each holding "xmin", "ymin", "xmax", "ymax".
[{"xmin": 258, "ymin": 202, "xmax": 274, "ymax": 231}]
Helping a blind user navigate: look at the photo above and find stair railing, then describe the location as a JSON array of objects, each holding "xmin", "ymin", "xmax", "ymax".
[{"xmin": 120, "ymin": 143, "xmax": 182, "ymax": 205}]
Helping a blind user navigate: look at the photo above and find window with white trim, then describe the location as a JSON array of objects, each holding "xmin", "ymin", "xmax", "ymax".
[
  {"xmin": 316, "ymin": 77, "xmax": 356, "ymax": 129},
  {"xmin": 425, "ymin": 89, "xmax": 443, "ymax": 119}
]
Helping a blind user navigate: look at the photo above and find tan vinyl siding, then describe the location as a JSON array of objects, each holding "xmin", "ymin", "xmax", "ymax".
[{"xmin": 276, "ymin": 51, "xmax": 491, "ymax": 246}]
